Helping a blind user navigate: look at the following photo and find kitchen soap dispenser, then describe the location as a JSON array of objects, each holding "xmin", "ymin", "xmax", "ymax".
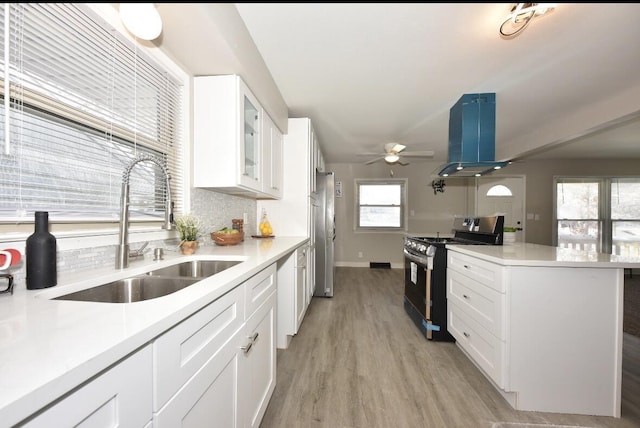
[{"xmin": 26, "ymin": 211, "xmax": 57, "ymax": 289}]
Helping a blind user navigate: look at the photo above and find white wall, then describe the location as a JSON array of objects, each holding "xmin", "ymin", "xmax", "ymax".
[
  {"xmin": 327, "ymin": 160, "xmax": 473, "ymax": 267},
  {"xmin": 327, "ymin": 158, "xmax": 640, "ymax": 267}
]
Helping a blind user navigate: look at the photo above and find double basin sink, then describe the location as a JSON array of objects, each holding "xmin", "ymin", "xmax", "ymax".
[{"xmin": 53, "ymin": 260, "xmax": 243, "ymax": 303}]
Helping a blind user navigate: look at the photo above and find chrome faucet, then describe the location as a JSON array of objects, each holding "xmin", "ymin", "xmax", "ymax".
[{"xmin": 116, "ymin": 154, "xmax": 174, "ymax": 269}]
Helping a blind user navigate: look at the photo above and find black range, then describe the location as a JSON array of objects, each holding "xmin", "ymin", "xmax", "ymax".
[{"xmin": 403, "ymin": 215, "xmax": 504, "ymax": 341}]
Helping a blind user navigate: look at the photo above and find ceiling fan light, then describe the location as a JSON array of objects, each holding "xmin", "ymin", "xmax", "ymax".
[
  {"xmin": 120, "ymin": 3, "xmax": 163, "ymax": 41},
  {"xmin": 385, "ymin": 154, "xmax": 400, "ymax": 163}
]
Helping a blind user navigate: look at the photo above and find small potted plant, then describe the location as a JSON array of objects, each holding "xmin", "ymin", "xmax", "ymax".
[
  {"xmin": 503, "ymin": 226, "xmax": 517, "ymax": 245},
  {"xmin": 175, "ymin": 214, "xmax": 202, "ymax": 255}
]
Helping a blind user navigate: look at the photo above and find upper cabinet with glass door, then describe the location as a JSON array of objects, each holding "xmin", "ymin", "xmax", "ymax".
[
  {"xmin": 242, "ymin": 89, "xmax": 261, "ymax": 186},
  {"xmin": 193, "ymin": 75, "xmax": 281, "ymax": 199}
]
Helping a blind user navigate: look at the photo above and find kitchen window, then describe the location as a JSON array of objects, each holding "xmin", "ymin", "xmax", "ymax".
[
  {"xmin": 355, "ymin": 179, "xmax": 407, "ymax": 231},
  {"xmin": 555, "ymin": 177, "xmax": 640, "ymax": 255},
  {"xmin": 0, "ymin": 4, "xmax": 184, "ymax": 226}
]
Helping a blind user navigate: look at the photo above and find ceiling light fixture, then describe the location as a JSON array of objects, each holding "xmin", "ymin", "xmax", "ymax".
[
  {"xmin": 500, "ymin": 3, "xmax": 556, "ymax": 37},
  {"xmin": 119, "ymin": 3, "xmax": 163, "ymax": 41},
  {"xmin": 384, "ymin": 154, "xmax": 400, "ymax": 163}
]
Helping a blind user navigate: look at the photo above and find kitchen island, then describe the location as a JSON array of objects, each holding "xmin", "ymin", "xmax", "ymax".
[
  {"xmin": 445, "ymin": 242, "xmax": 639, "ymax": 418},
  {"xmin": 0, "ymin": 236, "xmax": 307, "ymax": 427}
]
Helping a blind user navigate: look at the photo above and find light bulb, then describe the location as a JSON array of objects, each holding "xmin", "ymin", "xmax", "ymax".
[{"xmin": 385, "ymin": 154, "xmax": 400, "ymax": 163}]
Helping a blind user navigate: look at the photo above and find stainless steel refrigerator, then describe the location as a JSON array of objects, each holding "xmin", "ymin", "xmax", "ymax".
[{"xmin": 314, "ymin": 171, "xmax": 335, "ymax": 297}]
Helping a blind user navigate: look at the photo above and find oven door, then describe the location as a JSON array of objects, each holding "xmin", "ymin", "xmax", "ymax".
[{"xmin": 403, "ymin": 248, "xmax": 429, "ymax": 320}]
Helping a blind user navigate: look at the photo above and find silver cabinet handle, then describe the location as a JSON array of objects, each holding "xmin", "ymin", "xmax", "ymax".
[
  {"xmin": 241, "ymin": 340, "xmax": 253, "ymax": 354},
  {"xmin": 463, "ymin": 332, "xmax": 470, "ymax": 338},
  {"xmin": 241, "ymin": 332, "xmax": 260, "ymax": 354},
  {"xmin": 464, "ymin": 264, "xmax": 470, "ymax": 269},
  {"xmin": 463, "ymin": 294, "xmax": 469, "ymax": 299}
]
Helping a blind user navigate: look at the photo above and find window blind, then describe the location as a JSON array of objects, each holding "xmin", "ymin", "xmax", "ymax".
[{"xmin": 0, "ymin": 3, "xmax": 184, "ymax": 223}]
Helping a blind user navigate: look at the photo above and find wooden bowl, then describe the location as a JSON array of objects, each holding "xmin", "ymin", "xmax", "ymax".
[{"xmin": 211, "ymin": 231, "xmax": 244, "ymax": 246}]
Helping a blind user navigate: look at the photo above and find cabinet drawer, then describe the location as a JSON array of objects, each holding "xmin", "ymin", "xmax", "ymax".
[
  {"xmin": 448, "ymin": 303, "xmax": 504, "ymax": 388},
  {"xmin": 153, "ymin": 285, "xmax": 244, "ymax": 410},
  {"xmin": 245, "ymin": 263, "xmax": 276, "ymax": 317},
  {"xmin": 448, "ymin": 269, "xmax": 505, "ymax": 339},
  {"xmin": 447, "ymin": 251, "xmax": 505, "ymax": 292}
]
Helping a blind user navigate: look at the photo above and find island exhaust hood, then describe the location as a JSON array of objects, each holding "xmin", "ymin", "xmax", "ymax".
[{"xmin": 436, "ymin": 93, "xmax": 508, "ymax": 177}]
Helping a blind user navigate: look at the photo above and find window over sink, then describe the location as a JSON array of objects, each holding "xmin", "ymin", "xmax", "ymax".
[{"xmin": 0, "ymin": 4, "xmax": 185, "ymax": 226}]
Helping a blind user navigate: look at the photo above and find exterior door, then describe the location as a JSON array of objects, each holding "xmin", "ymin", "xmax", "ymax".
[{"xmin": 476, "ymin": 176, "xmax": 526, "ymax": 242}]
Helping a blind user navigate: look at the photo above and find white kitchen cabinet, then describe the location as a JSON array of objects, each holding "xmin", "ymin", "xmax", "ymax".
[
  {"xmin": 446, "ymin": 247, "xmax": 624, "ymax": 417},
  {"xmin": 258, "ymin": 118, "xmax": 325, "ymax": 345},
  {"xmin": 194, "ymin": 75, "xmax": 281, "ymax": 199},
  {"xmin": 258, "ymin": 117, "xmax": 324, "ymax": 301},
  {"xmin": 262, "ymin": 112, "xmax": 284, "ymax": 199},
  {"xmin": 295, "ymin": 247, "xmax": 308, "ymax": 327},
  {"xmin": 154, "ymin": 264, "xmax": 277, "ymax": 428},
  {"xmin": 154, "ymin": 327, "xmax": 244, "ymax": 428},
  {"xmin": 241, "ymin": 289, "xmax": 277, "ymax": 428},
  {"xmin": 21, "ymin": 345, "xmax": 153, "ymax": 428},
  {"xmin": 153, "ymin": 285, "xmax": 245, "ymax": 410},
  {"xmin": 276, "ymin": 245, "xmax": 308, "ymax": 349}
]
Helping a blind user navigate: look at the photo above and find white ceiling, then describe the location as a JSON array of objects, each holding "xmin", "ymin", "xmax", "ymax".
[{"xmin": 157, "ymin": 4, "xmax": 640, "ymax": 165}]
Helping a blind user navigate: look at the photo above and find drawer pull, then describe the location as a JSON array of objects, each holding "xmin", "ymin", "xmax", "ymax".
[
  {"xmin": 251, "ymin": 332, "xmax": 259, "ymax": 342},
  {"xmin": 463, "ymin": 331, "xmax": 470, "ymax": 338},
  {"xmin": 463, "ymin": 264, "xmax": 471, "ymax": 269},
  {"xmin": 463, "ymin": 294, "xmax": 469, "ymax": 299}
]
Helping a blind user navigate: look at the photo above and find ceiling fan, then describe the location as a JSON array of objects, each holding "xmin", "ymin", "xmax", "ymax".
[{"xmin": 361, "ymin": 143, "xmax": 434, "ymax": 165}]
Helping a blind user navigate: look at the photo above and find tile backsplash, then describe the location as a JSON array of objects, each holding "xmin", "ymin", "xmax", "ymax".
[{"xmin": 7, "ymin": 188, "xmax": 257, "ymax": 289}]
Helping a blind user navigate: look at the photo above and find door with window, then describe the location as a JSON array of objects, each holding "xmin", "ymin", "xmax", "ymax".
[{"xmin": 476, "ymin": 176, "xmax": 525, "ymax": 242}]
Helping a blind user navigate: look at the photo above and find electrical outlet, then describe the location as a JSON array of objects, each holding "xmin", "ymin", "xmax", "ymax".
[{"xmin": 358, "ymin": 251, "xmax": 363, "ymax": 258}]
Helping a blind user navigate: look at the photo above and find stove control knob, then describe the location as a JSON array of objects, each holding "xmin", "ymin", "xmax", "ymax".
[{"xmin": 418, "ymin": 244, "xmax": 426, "ymax": 253}]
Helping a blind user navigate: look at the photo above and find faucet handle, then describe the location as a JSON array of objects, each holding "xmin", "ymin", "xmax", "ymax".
[{"xmin": 129, "ymin": 241, "xmax": 149, "ymax": 258}]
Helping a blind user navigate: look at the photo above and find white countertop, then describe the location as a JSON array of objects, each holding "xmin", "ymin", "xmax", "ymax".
[
  {"xmin": 446, "ymin": 242, "xmax": 640, "ymax": 268},
  {"xmin": 0, "ymin": 236, "xmax": 308, "ymax": 427}
]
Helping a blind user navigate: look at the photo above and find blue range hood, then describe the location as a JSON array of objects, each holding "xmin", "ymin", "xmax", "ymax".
[{"xmin": 437, "ymin": 93, "xmax": 508, "ymax": 177}]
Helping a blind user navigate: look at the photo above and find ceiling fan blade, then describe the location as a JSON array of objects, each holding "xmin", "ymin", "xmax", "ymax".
[
  {"xmin": 383, "ymin": 143, "xmax": 396, "ymax": 153},
  {"xmin": 393, "ymin": 143, "xmax": 406, "ymax": 153},
  {"xmin": 400, "ymin": 150, "xmax": 435, "ymax": 157},
  {"xmin": 384, "ymin": 143, "xmax": 406, "ymax": 154},
  {"xmin": 364, "ymin": 156, "xmax": 384, "ymax": 165}
]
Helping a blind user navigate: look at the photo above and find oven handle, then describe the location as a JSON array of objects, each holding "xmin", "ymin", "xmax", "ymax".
[{"xmin": 403, "ymin": 248, "xmax": 430, "ymax": 266}]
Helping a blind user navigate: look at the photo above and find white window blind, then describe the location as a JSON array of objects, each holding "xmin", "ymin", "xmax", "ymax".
[{"xmin": 0, "ymin": 3, "xmax": 184, "ymax": 223}]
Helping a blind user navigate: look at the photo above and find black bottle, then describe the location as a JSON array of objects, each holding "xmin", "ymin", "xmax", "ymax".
[{"xmin": 26, "ymin": 211, "xmax": 57, "ymax": 289}]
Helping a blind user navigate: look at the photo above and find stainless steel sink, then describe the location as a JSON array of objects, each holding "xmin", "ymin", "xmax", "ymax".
[
  {"xmin": 53, "ymin": 276, "xmax": 200, "ymax": 303},
  {"xmin": 53, "ymin": 259, "xmax": 244, "ymax": 303},
  {"xmin": 145, "ymin": 260, "xmax": 242, "ymax": 278}
]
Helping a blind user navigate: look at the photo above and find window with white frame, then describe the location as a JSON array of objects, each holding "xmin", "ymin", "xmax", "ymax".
[
  {"xmin": 0, "ymin": 3, "xmax": 184, "ymax": 224},
  {"xmin": 555, "ymin": 177, "xmax": 640, "ymax": 255},
  {"xmin": 356, "ymin": 179, "xmax": 407, "ymax": 230}
]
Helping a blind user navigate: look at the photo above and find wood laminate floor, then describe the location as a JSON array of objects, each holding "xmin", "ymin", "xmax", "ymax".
[{"xmin": 260, "ymin": 267, "xmax": 640, "ymax": 428}]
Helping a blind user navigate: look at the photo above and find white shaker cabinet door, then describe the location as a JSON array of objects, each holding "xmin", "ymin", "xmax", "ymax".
[
  {"xmin": 21, "ymin": 345, "xmax": 153, "ymax": 428},
  {"xmin": 241, "ymin": 290, "xmax": 277, "ymax": 428},
  {"xmin": 154, "ymin": 327, "xmax": 245, "ymax": 428}
]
